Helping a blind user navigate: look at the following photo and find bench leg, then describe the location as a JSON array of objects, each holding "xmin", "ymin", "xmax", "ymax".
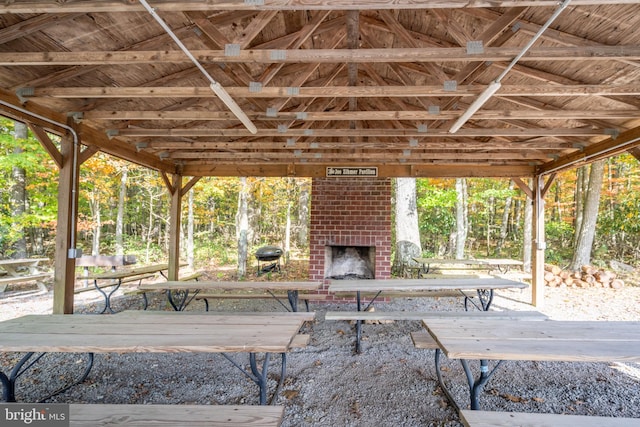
[{"xmin": 1, "ymin": 352, "xmax": 94, "ymax": 403}]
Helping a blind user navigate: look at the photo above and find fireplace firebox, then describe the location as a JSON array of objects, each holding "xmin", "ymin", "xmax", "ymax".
[{"xmin": 325, "ymin": 245, "xmax": 375, "ymax": 279}]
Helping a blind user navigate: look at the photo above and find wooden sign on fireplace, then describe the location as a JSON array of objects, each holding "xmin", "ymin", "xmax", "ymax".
[{"xmin": 326, "ymin": 167, "xmax": 378, "ymax": 177}]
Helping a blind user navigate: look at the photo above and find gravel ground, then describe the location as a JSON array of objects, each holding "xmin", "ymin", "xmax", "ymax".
[{"xmin": 1, "ymin": 274, "xmax": 639, "ymax": 426}]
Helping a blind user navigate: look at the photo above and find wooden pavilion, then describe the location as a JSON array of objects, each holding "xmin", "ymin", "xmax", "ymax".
[{"xmin": 0, "ymin": 1, "xmax": 639, "ymax": 313}]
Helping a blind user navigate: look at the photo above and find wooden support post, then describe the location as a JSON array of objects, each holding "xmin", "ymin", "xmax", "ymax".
[
  {"xmin": 53, "ymin": 132, "xmax": 80, "ymax": 314},
  {"xmin": 531, "ymin": 174, "xmax": 546, "ymax": 308},
  {"xmin": 167, "ymin": 173, "xmax": 182, "ymax": 281}
]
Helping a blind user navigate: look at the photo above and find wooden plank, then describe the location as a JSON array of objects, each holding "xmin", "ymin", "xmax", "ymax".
[
  {"xmin": 423, "ymin": 320, "xmax": 640, "ymax": 341},
  {"xmin": 84, "ymin": 263, "xmax": 183, "ymax": 280},
  {"xmin": 289, "ymin": 334, "xmax": 310, "ymax": 349},
  {"xmin": 1, "ymin": 1, "xmax": 635, "ymax": 14},
  {"xmin": 460, "ymin": 410, "xmax": 640, "ymax": 427},
  {"xmin": 424, "ymin": 320, "xmax": 640, "ymax": 362},
  {"xmin": 330, "ymin": 291, "xmax": 473, "ymax": 299},
  {"xmin": 140, "ymin": 280, "xmax": 322, "ymax": 292},
  {"xmin": 410, "ymin": 331, "xmax": 439, "ymax": 350},
  {"xmin": 75, "ymin": 255, "xmax": 136, "ymax": 267},
  {"xmin": 326, "ymin": 310, "xmax": 548, "ymax": 322},
  {"xmin": 0, "ymin": 313, "xmax": 313, "ymax": 353},
  {"xmin": 0, "ymin": 257, "xmax": 48, "ymax": 267},
  {"xmin": 4, "ymin": 45, "xmax": 640, "ymax": 65},
  {"xmin": 69, "ymin": 404, "xmax": 284, "ymax": 427},
  {"xmin": 328, "ymin": 277, "xmax": 528, "ymax": 292},
  {"xmin": 0, "ymin": 273, "xmax": 51, "ymax": 286},
  {"xmin": 196, "ymin": 292, "xmax": 326, "ymax": 301},
  {"xmin": 432, "ymin": 338, "xmax": 640, "ymax": 363}
]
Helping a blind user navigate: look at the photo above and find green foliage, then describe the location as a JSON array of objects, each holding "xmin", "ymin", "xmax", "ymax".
[{"xmin": 0, "ymin": 113, "xmax": 639, "ymax": 270}]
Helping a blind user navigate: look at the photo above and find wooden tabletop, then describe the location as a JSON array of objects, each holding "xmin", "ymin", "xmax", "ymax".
[
  {"xmin": 424, "ymin": 319, "xmax": 640, "ymax": 363},
  {"xmin": 0, "ymin": 311, "xmax": 314, "ymax": 354},
  {"xmin": 460, "ymin": 410, "xmax": 640, "ymax": 427},
  {"xmin": 413, "ymin": 258, "xmax": 523, "ymax": 266},
  {"xmin": 84, "ymin": 263, "xmax": 184, "ymax": 280},
  {"xmin": 0, "ymin": 258, "xmax": 48, "ymax": 267},
  {"xmin": 139, "ymin": 280, "xmax": 322, "ymax": 292},
  {"xmin": 328, "ymin": 277, "xmax": 528, "ymax": 293}
]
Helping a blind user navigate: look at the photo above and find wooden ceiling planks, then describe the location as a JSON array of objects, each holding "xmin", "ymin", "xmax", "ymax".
[{"xmin": 0, "ymin": 2, "xmax": 639, "ymax": 178}]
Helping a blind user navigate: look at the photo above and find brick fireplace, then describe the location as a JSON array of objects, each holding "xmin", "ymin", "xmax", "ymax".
[{"xmin": 309, "ymin": 177, "xmax": 392, "ymax": 283}]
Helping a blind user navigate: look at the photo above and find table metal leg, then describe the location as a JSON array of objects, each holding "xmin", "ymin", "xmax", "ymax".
[
  {"xmin": 221, "ymin": 352, "xmax": 286, "ymax": 405},
  {"xmin": 353, "ymin": 290, "xmax": 382, "ymax": 354},
  {"xmin": 287, "ymin": 290, "xmax": 298, "ymax": 312},
  {"xmin": 1, "ymin": 352, "xmax": 94, "ymax": 403},
  {"xmin": 435, "ymin": 349, "xmax": 503, "ymax": 411},
  {"xmin": 464, "ymin": 289, "xmax": 494, "ymax": 311},
  {"xmin": 94, "ymin": 279, "xmax": 121, "ymax": 314}
]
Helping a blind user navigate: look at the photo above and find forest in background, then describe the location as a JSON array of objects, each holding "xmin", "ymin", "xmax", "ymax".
[{"xmin": 1, "ymin": 118, "xmax": 639, "ymax": 272}]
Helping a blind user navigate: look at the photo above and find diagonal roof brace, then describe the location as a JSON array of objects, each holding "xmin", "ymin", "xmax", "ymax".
[
  {"xmin": 449, "ymin": 0, "xmax": 572, "ymax": 134},
  {"xmin": 138, "ymin": 0, "xmax": 257, "ymax": 134}
]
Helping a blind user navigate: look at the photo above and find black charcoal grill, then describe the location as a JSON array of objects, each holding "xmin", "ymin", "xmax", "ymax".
[{"xmin": 255, "ymin": 246, "xmax": 283, "ymax": 275}]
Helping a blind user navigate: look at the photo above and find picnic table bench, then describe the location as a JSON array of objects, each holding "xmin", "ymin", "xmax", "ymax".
[
  {"xmin": 69, "ymin": 404, "xmax": 284, "ymax": 426},
  {"xmin": 459, "ymin": 409, "xmax": 639, "ymax": 427},
  {"xmin": 423, "ymin": 318, "xmax": 640, "ymax": 411},
  {"xmin": 327, "ymin": 277, "xmax": 529, "ymax": 353},
  {"xmin": 138, "ymin": 280, "xmax": 323, "ymax": 312},
  {"xmin": 412, "ymin": 258, "xmax": 523, "ymax": 276},
  {"xmin": 0, "ymin": 258, "xmax": 50, "ymax": 292},
  {"xmin": 76, "ymin": 263, "xmax": 184, "ymax": 314},
  {"xmin": 0, "ymin": 311, "xmax": 314, "ymax": 405}
]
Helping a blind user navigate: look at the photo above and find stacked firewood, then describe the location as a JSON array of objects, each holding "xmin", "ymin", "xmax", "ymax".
[{"xmin": 544, "ymin": 264, "xmax": 625, "ymax": 289}]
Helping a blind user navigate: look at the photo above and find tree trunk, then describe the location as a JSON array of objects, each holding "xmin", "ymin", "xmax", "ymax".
[
  {"xmin": 297, "ymin": 179, "xmax": 309, "ymax": 249},
  {"xmin": 523, "ymin": 179, "xmax": 533, "ymax": 273},
  {"xmin": 496, "ymin": 181, "xmax": 514, "ymax": 256},
  {"xmin": 284, "ymin": 200, "xmax": 291, "ymax": 263},
  {"xmin": 455, "ymin": 178, "xmax": 468, "ymax": 259},
  {"xmin": 115, "ymin": 164, "xmax": 128, "ymax": 255},
  {"xmin": 236, "ymin": 177, "xmax": 249, "ymax": 278},
  {"xmin": 187, "ymin": 188, "xmax": 194, "ymax": 269},
  {"xmin": 573, "ymin": 166, "xmax": 586, "ymax": 247},
  {"xmin": 11, "ymin": 121, "xmax": 27, "ymax": 258},
  {"xmin": 570, "ymin": 160, "xmax": 605, "ymax": 271},
  {"xmin": 90, "ymin": 192, "xmax": 101, "ymax": 256},
  {"xmin": 393, "ymin": 178, "xmax": 422, "ymax": 270}
]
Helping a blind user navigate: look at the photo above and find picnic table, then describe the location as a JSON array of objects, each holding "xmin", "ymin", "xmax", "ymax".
[
  {"xmin": 413, "ymin": 258, "xmax": 523, "ymax": 274},
  {"xmin": 328, "ymin": 277, "xmax": 528, "ymax": 353},
  {"xmin": 423, "ymin": 318, "xmax": 640, "ymax": 411},
  {"xmin": 137, "ymin": 280, "xmax": 322, "ymax": 312},
  {"xmin": 79, "ymin": 263, "xmax": 181, "ymax": 314},
  {"xmin": 0, "ymin": 257, "xmax": 50, "ymax": 292},
  {"xmin": 0, "ymin": 310, "xmax": 314, "ymax": 405}
]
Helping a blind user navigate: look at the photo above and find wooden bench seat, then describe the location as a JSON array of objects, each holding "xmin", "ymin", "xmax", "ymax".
[
  {"xmin": 325, "ymin": 310, "xmax": 548, "ymax": 322},
  {"xmin": 411, "ymin": 330, "xmax": 439, "ymax": 349},
  {"xmin": 69, "ymin": 403, "xmax": 284, "ymax": 426},
  {"xmin": 0, "ymin": 272, "xmax": 51, "ymax": 286},
  {"xmin": 196, "ymin": 292, "xmax": 326, "ymax": 301},
  {"xmin": 331, "ymin": 290, "xmax": 474, "ymax": 300},
  {"xmin": 196, "ymin": 292, "xmax": 326, "ymax": 313},
  {"xmin": 460, "ymin": 409, "xmax": 639, "ymax": 427},
  {"xmin": 289, "ymin": 333, "xmax": 310, "ymax": 349}
]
